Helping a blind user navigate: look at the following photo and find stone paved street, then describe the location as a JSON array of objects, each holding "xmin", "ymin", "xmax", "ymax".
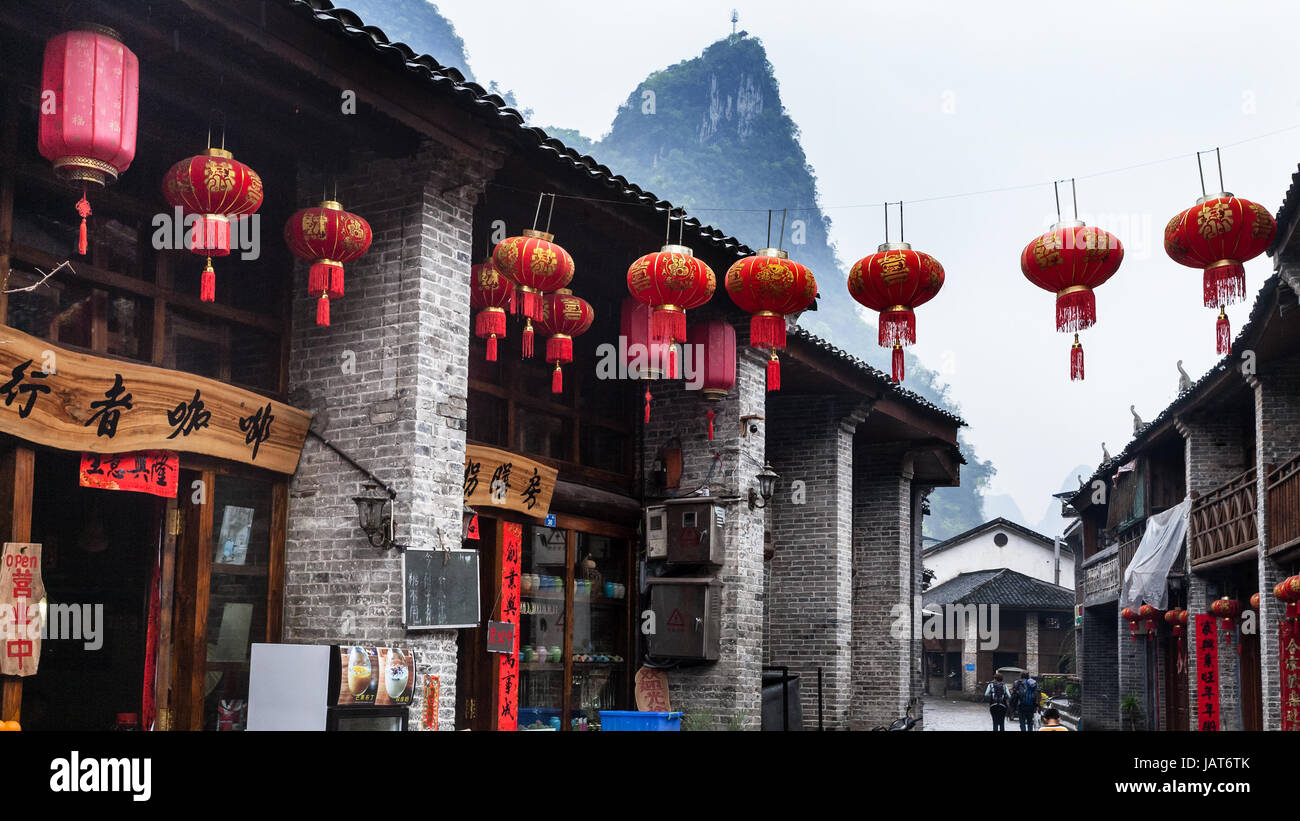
[{"xmin": 924, "ymin": 697, "xmax": 1008, "ymax": 731}]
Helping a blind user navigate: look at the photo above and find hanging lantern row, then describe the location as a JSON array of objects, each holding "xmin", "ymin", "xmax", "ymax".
[
  {"xmin": 626, "ymin": 219, "xmax": 716, "ymax": 379},
  {"xmin": 849, "ymin": 203, "xmax": 944, "ymax": 384},
  {"xmin": 38, "ymin": 25, "xmax": 140, "ymax": 257},
  {"xmin": 1164, "ymin": 150, "xmax": 1276, "ymax": 355},
  {"xmin": 493, "ymin": 197, "xmax": 576, "ymax": 359},
  {"xmin": 1020, "ymin": 181, "xmax": 1124, "ymax": 381},
  {"xmin": 725, "ymin": 248, "xmax": 816, "ymax": 392}
]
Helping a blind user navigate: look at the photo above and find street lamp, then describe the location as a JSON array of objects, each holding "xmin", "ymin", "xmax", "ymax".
[{"xmin": 748, "ymin": 462, "xmax": 779, "ymax": 510}]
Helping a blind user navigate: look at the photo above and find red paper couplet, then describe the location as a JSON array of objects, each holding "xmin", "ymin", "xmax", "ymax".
[
  {"xmin": 1281, "ymin": 620, "xmax": 1300, "ymax": 731},
  {"xmin": 79, "ymin": 450, "xmax": 179, "ymax": 498},
  {"xmin": 1195, "ymin": 613, "xmax": 1220, "ymax": 731},
  {"xmin": 497, "ymin": 521, "xmax": 522, "ymax": 730}
]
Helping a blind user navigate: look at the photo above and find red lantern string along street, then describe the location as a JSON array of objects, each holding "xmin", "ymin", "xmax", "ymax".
[
  {"xmin": 470, "ymin": 258, "xmax": 514, "ymax": 361},
  {"xmin": 1164, "ymin": 194, "xmax": 1276, "ymax": 354},
  {"xmin": 724, "ymin": 248, "xmax": 816, "ymax": 391},
  {"xmin": 37, "ymin": 25, "xmax": 139, "ymax": 255},
  {"xmin": 492, "ymin": 229, "xmax": 574, "ymax": 358},
  {"xmin": 1020, "ymin": 220, "xmax": 1123, "ymax": 381},
  {"xmin": 688, "ymin": 319, "xmax": 736, "ymax": 441},
  {"xmin": 848, "ymin": 242, "xmax": 944, "ymax": 384},
  {"xmin": 162, "ymin": 147, "xmax": 263, "ymax": 302},
  {"xmin": 620, "ymin": 297, "xmax": 668, "ymax": 423},
  {"xmin": 626, "ymin": 244, "xmax": 716, "ymax": 378},
  {"xmin": 1139, "ymin": 604, "xmax": 1160, "ymax": 642},
  {"xmin": 1275, "ymin": 575, "xmax": 1300, "ymax": 627},
  {"xmin": 1121, "ymin": 607, "xmax": 1141, "ymax": 642},
  {"xmin": 284, "ymin": 200, "xmax": 372, "ymax": 327},
  {"xmin": 537, "ymin": 289, "xmax": 593, "ymax": 394}
]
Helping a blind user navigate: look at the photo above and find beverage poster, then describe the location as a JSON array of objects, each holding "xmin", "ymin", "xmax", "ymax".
[{"xmin": 337, "ymin": 646, "xmax": 416, "ymax": 707}]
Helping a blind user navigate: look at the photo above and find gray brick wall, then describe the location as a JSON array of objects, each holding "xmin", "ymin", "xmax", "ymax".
[
  {"xmin": 765, "ymin": 396, "xmax": 869, "ymax": 729},
  {"xmin": 642, "ymin": 340, "xmax": 767, "ymax": 729},
  {"xmin": 284, "ymin": 142, "xmax": 486, "ymax": 730},
  {"xmin": 1082, "ymin": 602, "xmax": 1120, "ymax": 730},
  {"xmin": 850, "ymin": 444, "xmax": 915, "ymax": 729},
  {"xmin": 1253, "ymin": 352, "xmax": 1300, "ymax": 729}
]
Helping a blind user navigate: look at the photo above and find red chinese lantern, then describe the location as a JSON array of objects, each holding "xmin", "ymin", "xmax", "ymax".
[
  {"xmin": 626, "ymin": 244, "xmax": 716, "ymax": 377},
  {"xmin": 848, "ymin": 242, "xmax": 945, "ymax": 384},
  {"xmin": 724, "ymin": 248, "xmax": 816, "ymax": 391},
  {"xmin": 469, "ymin": 258, "xmax": 513, "ymax": 361},
  {"xmin": 1166, "ymin": 609, "xmax": 1187, "ymax": 651},
  {"xmin": 537, "ymin": 289, "xmax": 593, "ymax": 393},
  {"xmin": 1210, "ymin": 597, "xmax": 1242, "ymax": 649},
  {"xmin": 284, "ymin": 200, "xmax": 372, "ymax": 327},
  {"xmin": 1020, "ymin": 221, "xmax": 1123, "ymax": 380},
  {"xmin": 688, "ymin": 319, "xmax": 736, "ymax": 441},
  {"xmin": 1275, "ymin": 575, "xmax": 1300, "ymax": 625},
  {"xmin": 492, "ymin": 229, "xmax": 574, "ymax": 358},
  {"xmin": 1250, "ymin": 592, "xmax": 1261, "ymax": 611},
  {"xmin": 38, "ymin": 25, "xmax": 139, "ymax": 256},
  {"xmin": 1165, "ymin": 194, "xmax": 1276, "ymax": 354},
  {"xmin": 162, "ymin": 147, "xmax": 263, "ymax": 302},
  {"xmin": 1138, "ymin": 604, "xmax": 1160, "ymax": 642},
  {"xmin": 1121, "ymin": 606, "xmax": 1141, "ymax": 642},
  {"xmin": 620, "ymin": 298, "xmax": 668, "ymax": 423}
]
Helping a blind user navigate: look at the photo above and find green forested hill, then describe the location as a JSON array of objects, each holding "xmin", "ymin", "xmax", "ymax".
[
  {"xmin": 335, "ymin": 0, "xmax": 476, "ymax": 81},
  {"xmin": 588, "ymin": 34, "xmax": 993, "ymax": 539}
]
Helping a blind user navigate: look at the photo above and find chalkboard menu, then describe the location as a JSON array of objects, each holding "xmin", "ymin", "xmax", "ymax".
[{"xmin": 402, "ymin": 549, "xmax": 480, "ymax": 629}]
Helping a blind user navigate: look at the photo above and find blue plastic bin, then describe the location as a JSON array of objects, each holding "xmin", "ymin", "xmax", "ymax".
[{"xmin": 598, "ymin": 711, "xmax": 683, "ymax": 731}]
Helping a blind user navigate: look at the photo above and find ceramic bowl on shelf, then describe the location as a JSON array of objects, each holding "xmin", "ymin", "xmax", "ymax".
[{"xmin": 549, "ymin": 647, "xmax": 562, "ymax": 663}]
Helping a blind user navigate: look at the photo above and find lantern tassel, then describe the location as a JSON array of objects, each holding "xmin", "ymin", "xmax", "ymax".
[
  {"xmin": 486, "ymin": 335, "xmax": 497, "ymax": 362},
  {"xmin": 652, "ymin": 308, "xmax": 686, "ymax": 351},
  {"xmin": 76, "ymin": 189, "xmax": 91, "ymax": 256},
  {"xmin": 201, "ymin": 258, "xmax": 216, "ymax": 303},
  {"xmin": 546, "ymin": 335, "xmax": 573, "ymax": 364},
  {"xmin": 668, "ymin": 344, "xmax": 678, "ymax": 379},
  {"xmin": 1070, "ymin": 334, "xmax": 1085, "ymax": 381},
  {"xmin": 891, "ymin": 343, "xmax": 904, "ymax": 383},
  {"xmin": 552, "ymin": 364, "xmax": 563, "ymax": 394},
  {"xmin": 879, "ymin": 308, "xmax": 915, "ymax": 347},
  {"xmin": 707, "ymin": 407, "xmax": 715, "ymax": 441},
  {"xmin": 751, "ymin": 314, "xmax": 786, "ymax": 350},
  {"xmin": 476, "ymin": 309, "xmax": 507, "ymax": 344},
  {"xmin": 316, "ymin": 293, "xmax": 331, "ymax": 327},
  {"xmin": 522, "ymin": 289, "xmax": 543, "ymax": 322},
  {"xmin": 644, "ymin": 385, "xmax": 651, "ymax": 424},
  {"xmin": 508, "ymin": 285, "xmax": 518, "ymax": 315},
  {"xmin": 767, "ymin": 350, "xmax": 781, "ymax": 392},
  {"xmin": 1055, "ymin": 287, "xmax": 1096, "ymax": 333},
  {"xmin": 1216, "ymin": 307, "xmax": 1231, "ymax": 355},
  {"xmin": 1204, "ymin": 262, "xmax": 1245, "ymax": 309}
]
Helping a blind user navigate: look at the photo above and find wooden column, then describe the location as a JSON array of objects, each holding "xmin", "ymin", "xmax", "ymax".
[{"xmin": 0, "ymin": 445, "xmax": 34, "ymax": 722}]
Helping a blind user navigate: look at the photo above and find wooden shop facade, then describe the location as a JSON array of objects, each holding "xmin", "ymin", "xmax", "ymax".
[{"xmin": 0, "ymin": 0, "xmax": 964, "ymax": 731}]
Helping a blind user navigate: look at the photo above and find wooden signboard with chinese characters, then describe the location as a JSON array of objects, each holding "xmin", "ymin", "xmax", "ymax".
[
  {"xmin": 464, "ymin": 444, "xmax": 557, "ymax": 519},
  {"xmin": 0, "ymin": 324, "xmax": 310, "ymax": 474},
  {"xmin": 0, "ymin": 543, "xmax": 44, "ymax": 677}
]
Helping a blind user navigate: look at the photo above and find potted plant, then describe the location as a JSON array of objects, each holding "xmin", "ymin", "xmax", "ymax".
[{"xmin": 1120, "ymin": 694, "xmax": 1142, "ymax": 731}]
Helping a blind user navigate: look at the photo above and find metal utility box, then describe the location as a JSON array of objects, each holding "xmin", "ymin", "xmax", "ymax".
[
  {"xmin": 645, "ymin": 505, "xmax": 667, "ymax": 560},
  {"xmin": 645, "ymin": 577, "xmax": 721, "ymax": 661},
  {"xmin": 659, "ymin": 498, "xmax": 726, "ymax": 566}
]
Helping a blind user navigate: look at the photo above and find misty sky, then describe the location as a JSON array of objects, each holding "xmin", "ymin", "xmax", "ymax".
[{"xmin": 424, "ymin": 0, "xmax": 1300, "ymax": 531}]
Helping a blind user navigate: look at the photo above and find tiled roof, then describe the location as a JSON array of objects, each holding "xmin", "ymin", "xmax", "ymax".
[
  {"xmin": 1066, "ymin": 273, "xmax": 1281, "ymax": 510},
  {"xmin": 923, "ymin": 568, "xmax": 1073, "ymax": 611},
  {"xmin": 1269, "ymin": 164, "xmax": 1300, "ymax": 257},
  {"xmin": 787, "ymin": 325, "xmax": 966, "ymax": 427},
  {"xmin": 287, "ymin": 1, "xmax": 966, "ymax": 431},
  {"xmin": 286, "ymin": 0, "xmax": 758, "ymax": 259}
]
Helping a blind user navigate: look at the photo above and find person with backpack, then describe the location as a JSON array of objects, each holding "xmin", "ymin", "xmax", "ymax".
[
  {"xmin": 983, "ymin": 672, "xmax": 1009, "ymax": 731},
  {"xmin": 1010, "ymin": 671, "xmax": 1039, "ymax": 731}
]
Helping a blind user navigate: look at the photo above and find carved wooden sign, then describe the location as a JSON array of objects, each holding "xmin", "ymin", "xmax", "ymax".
[
  {"xmin": 463, "ymin": 444, "xmax": 557, "ymax": 519},
  {"xmin": 0, "ymin": 324, "xmax": 310, "ymax": 474}
]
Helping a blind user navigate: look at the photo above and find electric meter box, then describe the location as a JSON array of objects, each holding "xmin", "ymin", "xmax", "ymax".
[
  {"xmin": 656, "ymin": 498, "xmax": 726, "ymax": 566},
  {"xmin": 644, "ymin": 505, "xmax": 667, "ymax": 560},
  {"xmin": 645, "ymin": 577, "xmax": 721, "ymax": 661}
]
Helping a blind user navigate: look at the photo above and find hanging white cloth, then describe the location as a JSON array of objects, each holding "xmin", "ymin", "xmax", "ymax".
[{"xmin": 1119, "ymin": 497, "xmax": 1192, "ymax": 610}]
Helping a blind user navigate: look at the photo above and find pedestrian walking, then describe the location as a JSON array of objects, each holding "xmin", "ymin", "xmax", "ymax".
[
  {"xmin": 984, "ymin": 672, "xmax": 1008, "ymax": 731},
  {"xmin": 1010, "ymin": 671, "xmax": 1038, "ymax": 732}
]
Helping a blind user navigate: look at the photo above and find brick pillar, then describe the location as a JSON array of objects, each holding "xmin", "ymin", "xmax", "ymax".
[
  {"xmin": 962, "ymin": 620, "xmax": 978, "ymax": 693},
  {"xmin": 1025, "ymin": 610, "xmax": 1040, "ymax": 676},
  {"xmin": 285, "ymin": 142, "xmax": 490, "ymax": 730},
  {"xmin": 766, "ymin": 396, "xmax": 870, "ymax": 729},
  {"xmin": 1177, "ymin": 414, "xmax": 1249, "ymax": 731},
  {"xmin": 1118, "ymin": 607, "xmax": 1146, "ymax": 730},
  {"xmin": 1082, "ymin": 602, "xmax": 1119, "ymax": 730},
  {"xmin": 1253, "ymin": 354, "xmax": 1300, "ymax": 729},
  {"xmin": 642, "ymin": 342, "xmax": 766, "ymax": 729},
  {"xmin": 850, "ymin": 445, "xmax": 915, "ymax": 729}
]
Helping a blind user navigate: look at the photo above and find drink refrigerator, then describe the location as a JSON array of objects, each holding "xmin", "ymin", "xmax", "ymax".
[{"xmin": 248, "ymin": 643, "xmax": 414, "ymax": 731}]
